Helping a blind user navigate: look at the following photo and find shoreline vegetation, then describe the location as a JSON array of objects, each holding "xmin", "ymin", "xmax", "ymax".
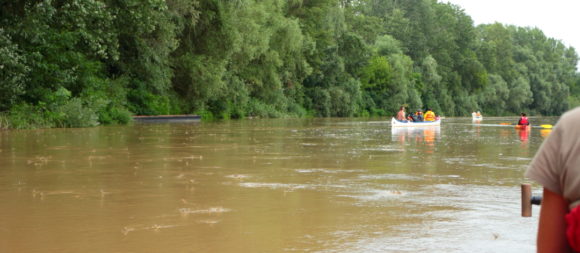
[{"xmin": 1, "ymin": 0, "xmax": 579, "ymax": 129}]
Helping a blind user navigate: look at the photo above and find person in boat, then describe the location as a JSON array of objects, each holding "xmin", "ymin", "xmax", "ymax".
[
  {"xmin": 424, "ymin": 108, "xmax": 436, "ymax": 122},
  {"xmin": 525, "ymin": 107, "xmax": 580, "ymax": 252},
  {"xmin": 476, "ymin": 111, "xmax": 481, "ymax": 117},
  {"xmin": 396, "ymin": 106, "xmax": 406, "ymax": 122},
  {"xmin": 415, "ymin": 109, "xmax": 424, "ymax": 122},
  {"xmin": 472, "ymin": 112, "xmax": 477, "ymax": 118},
  {"xmin": 407, "ymin": 112, "xmax": 417, "ymax": 122},
  {"xmin": 518, "ymin": 113, "xmax": 530, "ymax": 126}
]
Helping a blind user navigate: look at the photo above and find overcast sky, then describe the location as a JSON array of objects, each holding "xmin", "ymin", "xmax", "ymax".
[{"xmin": 443, "ymin": 0, "xmax": 580, "ymax": 66}]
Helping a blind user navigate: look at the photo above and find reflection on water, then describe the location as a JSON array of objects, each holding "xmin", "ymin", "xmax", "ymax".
[
  {"xmin": 517, "ymin": 128, "xmax": 530, "ymax": 143},
  {"xmin": 0, "ymin": 117, "xmax": 558, "ymax": 252},
  {"xmin": 540, "ymin": 129, "xmax": 552, "ymax": 138},
  {"xmin": 499, "ymin": 129, "xmax": 510, "ymax": 138},
  {"xmin": 391, "ymin": 126, "xmax": 441, "ymax": 144}
]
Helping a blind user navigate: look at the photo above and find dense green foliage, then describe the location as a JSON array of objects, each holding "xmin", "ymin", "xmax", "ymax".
[{"xmin": 0, "ymin": 0, "xmax": 578, "ymax": 128}]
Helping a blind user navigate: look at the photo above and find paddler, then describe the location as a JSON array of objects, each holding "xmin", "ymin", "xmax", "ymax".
[
  {"xmin": 396, "ymin": 106, "xmax": 406, "ymax": 121},
  {"xmin": 424, "ymin": 108, "xmax": 436, "ymax": 122},
  {"xmin": 518, "ymin": 113, "xmax": 530, "ymax": 126}
]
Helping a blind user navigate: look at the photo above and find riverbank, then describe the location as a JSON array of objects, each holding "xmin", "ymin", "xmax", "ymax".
[
  {"xmin": 0, "ymin": 114, "xmax": 8, "ymax": 130},
  {"xmin": 132, "ymin": 115, "xmax": 201, "ymax": 123}
]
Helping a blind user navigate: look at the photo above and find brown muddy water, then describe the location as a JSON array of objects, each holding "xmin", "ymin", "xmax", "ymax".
[{"xmin": 0, "ymin": 117, "xmax": 557, "ymax": 252}]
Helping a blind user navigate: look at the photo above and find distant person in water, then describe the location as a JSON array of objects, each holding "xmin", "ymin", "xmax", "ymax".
[
  {"xmin": 424, "ymin": 108, "xmax": 436, "ymax": 121},
  {"xmin": 518, "ymin": 113, "xmax": 530, "ymax": 126},
  {"xmin": 396, "ymin": 106, "xmax": 406, "ymax": 121}
]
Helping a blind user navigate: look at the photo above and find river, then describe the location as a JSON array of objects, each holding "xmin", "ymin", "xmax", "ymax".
[{"xmin": 0, "ymin": 117, "xmax": 556, "ymax": 252}]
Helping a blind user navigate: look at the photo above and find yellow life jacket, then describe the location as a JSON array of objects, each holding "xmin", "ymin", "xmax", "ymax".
[{"xmin": 424, "ymin": 111, "xmax": 435, "ymax": 121}]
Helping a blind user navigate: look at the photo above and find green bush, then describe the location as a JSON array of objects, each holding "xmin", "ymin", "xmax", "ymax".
[
  {"xmin": 328, "ymin": 87, "xmax": 354, "ymax": 117},
  {"xmin": 55, "ymin": 98, "xmax": 99, "ymax": 128},
  {"xmin": 247, "ymin": 99, "xmax": 282, "ymax": 118},
  {"xmin": 98, "ymin": 105, "xmax": 132, "ymax": 125},
  {"xmin": 194, "ymin": 109, "xmax": 215, "ymax": 121},
  {"xmin": 287, "ymin": 102, "xmax": 307, "ymax": 117},
  {"xmin": 369, "ymin": 108, "xmax": 387, "ymax": 117},
  {"xmin": 230, "ymin": 105, "xmax": 246, "ymax": 119},
  {"xmin": 569, "ymin": 95, "xmax": 580, "ymax": 109},
  {"xmin": 0, "ymin": 113, "xmax": 9, "ymax": 129},
  {"xmin": 359, "ymin": 109, "xmax": 370, "ymax": 117},
  {"xmin": 308, "ymin": 88, "xmax": 331, "ymax": 117},
  {"xmin": 127, "ymin": 82, "xmax": 174, "ymax": 115},
  {"xmin": 7, "ymin": 103, "xmax": 52, "ymax": 129}
]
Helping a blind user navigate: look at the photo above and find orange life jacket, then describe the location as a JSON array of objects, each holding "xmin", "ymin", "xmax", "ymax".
[{"xmin": 424, "ymin": 111, "xmax": 435, "ymax": 121}]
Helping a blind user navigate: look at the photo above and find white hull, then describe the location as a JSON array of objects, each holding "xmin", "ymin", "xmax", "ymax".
[
  {"xmin": 391, "ymin": 117, "xmax": 441, "ymax": 127},
  {"xmin": 472, "ymin": 116, "xmax": 483, "ymax": 120}
]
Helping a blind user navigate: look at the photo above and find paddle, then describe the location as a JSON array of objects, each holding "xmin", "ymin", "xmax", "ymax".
[{"xmin": 499, "ymin": 123, "xmax": 553, "ymax": 129}]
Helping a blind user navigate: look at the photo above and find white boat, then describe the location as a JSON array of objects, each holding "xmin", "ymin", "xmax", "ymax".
[
  {"xmin": 391, "ymin": 117, "xmax": 441, "ymax": 127},
  {"xmin": 472, "ymin": 116, "xmax": 483, "ymax": 121}
]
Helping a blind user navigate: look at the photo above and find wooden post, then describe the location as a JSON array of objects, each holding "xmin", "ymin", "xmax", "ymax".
[{"xmin": 522, "ymin": 183, "xmax": 532, "ymax": 217}]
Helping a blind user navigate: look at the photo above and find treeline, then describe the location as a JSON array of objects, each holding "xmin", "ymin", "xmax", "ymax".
[{"xmin": 1, "ymin": 0, "xmax": 578, "ymax": 128}]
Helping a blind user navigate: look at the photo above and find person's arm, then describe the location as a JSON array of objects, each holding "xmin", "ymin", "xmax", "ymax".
[{"xmin": 537, "ymin": 187, "xmax": 571, "ymax": 253}]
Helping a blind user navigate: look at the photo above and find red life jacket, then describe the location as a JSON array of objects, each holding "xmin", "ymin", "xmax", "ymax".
[{"xmin": 519, "ymin": 116, "xmax": 529, "ymax": 125}]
